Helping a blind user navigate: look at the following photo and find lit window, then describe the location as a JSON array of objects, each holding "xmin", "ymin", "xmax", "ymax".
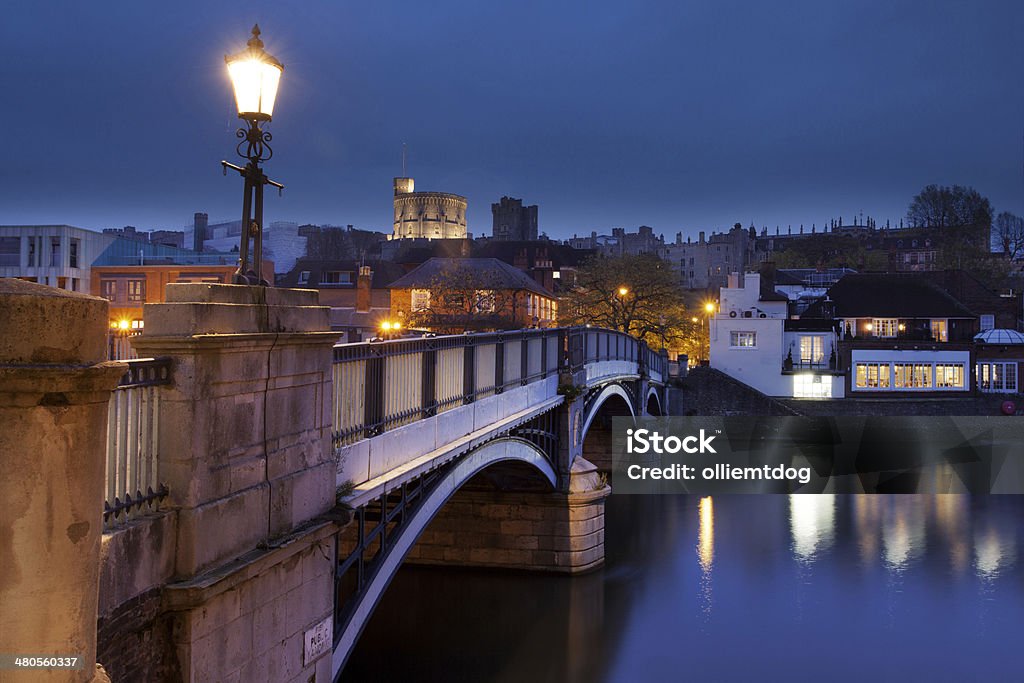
[
  {"xmin": 935, "ymin": 363, "xmax": 964, "ymax": 389},
  {"xmin": 930, "ymin": 319, "xmax": 948, "ymax": 342},
  {"xmin": 871, "ymin": 319, "xmax": 898, "ymax": 337},
  {"xmin": 799, "ymin": 336, "xmax": 825, "ymax": 366},
  {"xmin": 127, "ymin": 279, "xmax": 146, "ymax": 302},
  {"xmin": 473, "ymin": 290, "xmax": 496, "ymax": 314},
  {"xmin": 855, "ymin": 362, "xmax": 890, "ymax": 389},
  {"xmin": 411, "ymin": 289, "xmax": 431, "ymax": 312},
  {"xmin": 977, "ymin": 362, "xmax": 1017, "ymax": 392},
  {"xmin": 101, "ymin": 280, "xmax": 118, "ymax": 301},
  {"xmin": 894, "ymin": 363, "xmax": 932, "ymax": 389},
  {"xmin": 730, "ymin": 331, "xmax": 756, "ymax": 348}
]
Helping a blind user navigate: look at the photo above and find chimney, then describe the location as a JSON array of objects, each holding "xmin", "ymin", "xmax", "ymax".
[
  {"xmin": 193, "ymin": 212, "xmax": 208, "ymax": 252},
  {"xmin": 356, "ymin": 265, "xmax": 373, "ymax": 313},
  {"xmin": 699, "ymin": 231, "xmax": 706, "ymax": 244},
  {"xmin": 760, "ymin": 261, "xmax": 777, "ymax": 297}
]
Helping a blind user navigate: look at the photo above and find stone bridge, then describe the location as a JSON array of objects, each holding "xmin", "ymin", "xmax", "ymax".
[{"xmin": 0, "ymin": 281, "xmax": 666, "ymax": 683}]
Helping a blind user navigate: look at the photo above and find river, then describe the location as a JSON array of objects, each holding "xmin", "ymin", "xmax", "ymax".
[{"xmin": 344, "ymin": 494, "xmax": 1024, "ymax": 682}]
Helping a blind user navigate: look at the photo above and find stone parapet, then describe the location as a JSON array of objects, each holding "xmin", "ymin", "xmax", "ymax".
[{"xmin": 0, "ymin": 279, "xmax": 124, "ymax": 683}]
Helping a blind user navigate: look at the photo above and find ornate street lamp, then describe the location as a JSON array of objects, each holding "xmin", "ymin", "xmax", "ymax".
[{"xmin": 222, "ymin": 25, "xmax": 284, "ymax": 285}]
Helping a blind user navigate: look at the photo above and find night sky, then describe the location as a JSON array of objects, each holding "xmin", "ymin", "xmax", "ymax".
[{"xmin": 3, "ymin": 1, "xmax": 1023, "ymax": 240}]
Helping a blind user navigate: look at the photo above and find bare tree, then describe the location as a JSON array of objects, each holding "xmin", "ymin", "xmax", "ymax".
[
  {"xmin": 404, "ymin": 262, "xmax": 526, "ymax": 332},
  {"xmin": 995, "ymin": 211, "xmax": 1024, "ymax": 260}
]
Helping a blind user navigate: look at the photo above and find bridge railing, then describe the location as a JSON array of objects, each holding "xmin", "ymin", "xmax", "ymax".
[
  {"xmin": 332, "ymin": 329, "xmax": 562, "ymax": 448},
  {"xmin": 332, "ymin": 326, "xmax": 668, "ymax": 449},
  {"xmin": 103, "ymin": 357, "xmax": 171, "ymax": 529}
]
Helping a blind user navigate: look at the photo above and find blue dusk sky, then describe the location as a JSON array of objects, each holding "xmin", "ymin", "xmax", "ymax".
[{"xmin": 2, "ymin": 1, "xmax": 1023, "ymax": 239}]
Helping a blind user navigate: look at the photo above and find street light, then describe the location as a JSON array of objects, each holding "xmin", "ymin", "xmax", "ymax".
[
  {"xmin": 618, "ymin": 286, "xmax": 629, "ymax": 297},
  {"xmin": 704, "ymin": 301, "xmax": 715, "ymax": 314},
  {"xmin": 222, "ymin": 25, "xmax": 285, "ymax": 286}
]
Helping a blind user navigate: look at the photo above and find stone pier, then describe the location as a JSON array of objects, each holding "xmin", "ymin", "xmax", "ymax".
[
  {"xmin": 0, "ymin": 279, "xmax": 121, "ymax": 683},
  {"xmin": 402, "ymin": 457, "xmax": 611, "ymax": 574},
  {"xmin": 121, "ymin": 284, "xmax": 341, "ymax": 683}
]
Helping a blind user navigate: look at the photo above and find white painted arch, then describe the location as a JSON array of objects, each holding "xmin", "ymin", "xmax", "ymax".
[
  {"xmin": 580, "ymin": 383, "xmax": 636, "ymax": 446},
  {"xmin": 645, "ymin": 387, "xmax": 663, "ymax": 416},
  {"xmin": 333, "ymin": 437, "xmax": 557, "ymax": 680}
]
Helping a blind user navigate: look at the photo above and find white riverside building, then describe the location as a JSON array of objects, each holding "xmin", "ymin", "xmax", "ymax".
[{"xmin": 708, "ymin": 270, "xmax": 1006, "ymax": 399}]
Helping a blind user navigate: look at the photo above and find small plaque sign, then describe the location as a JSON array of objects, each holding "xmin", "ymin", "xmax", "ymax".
[{"xmin": 303, "ymin": 616, "xmax": 333, "ymax": 665}]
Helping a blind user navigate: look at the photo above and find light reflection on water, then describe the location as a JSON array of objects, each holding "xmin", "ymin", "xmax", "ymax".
[{"xmin": 345, "ymin": 495, "xmax": 1024, "ymax": 682}]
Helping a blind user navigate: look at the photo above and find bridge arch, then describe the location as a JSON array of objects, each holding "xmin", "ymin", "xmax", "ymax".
[
  {"xmin": 333, "ymin": 437, "xmax": 557, "ymax": 679},
  {"xmin": 579, "ymin": 383, "xmax": 636, "ymax": 473},
  {"xmin": 645, "ymin": 387, "xmax": 663, "ymax": 416}
]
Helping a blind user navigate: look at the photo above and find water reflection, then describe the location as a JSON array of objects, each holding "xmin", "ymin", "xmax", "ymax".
[
  {"xmin": 788, "ymin": 494, "xmax": 835, "ymax": 563},
  {"xmin": 696, "ymin": 496, "xmax": 714, "ymax": 620},
  {"xmin": 348, "ymin": 495, "xmax": 1024, "ymax": 682},
  {"xmin": 881, "ymin": 496, "xmax": 927, "ymax": 572}
]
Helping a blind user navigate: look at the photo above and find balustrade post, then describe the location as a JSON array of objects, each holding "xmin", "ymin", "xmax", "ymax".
[
  {"xmin": 521, "ymin": 330, "xmax": 530, "ymax": 385},
  {"xmin": 365, "ymin": 351, "xmax": 386, "ymax": 437},
  {"xmin": 421, "ymin": 345, "xmax": 437, "ymax": 417},
  {"xmin": 494, "ymin": 336, "xmax": 504, "ymax": 393},
  {"xmin": 463, "ymin": 341, "xmax": 476, "ymax": 404}
]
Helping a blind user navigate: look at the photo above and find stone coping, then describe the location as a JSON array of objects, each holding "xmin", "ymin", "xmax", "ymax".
[
  {"xmin": 164, "ymin": 283, "xmax": 320, "ymax": 307},
  {"xmin": 162, "ymin": 521, "xmax": 337, "ymax": 611},
  {"xmin": 132, "ymin": 331, "xmax": 341, "ymax": 352}
]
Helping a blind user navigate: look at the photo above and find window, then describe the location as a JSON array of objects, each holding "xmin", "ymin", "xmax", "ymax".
[
  {"xmin": 27, "ymin": 239, "xmax": 37, "ymax": 267},
  {"xmin": 0, "ymin": 237, "xmax": 19, "ymax": 266},
  {"xmin": 930, "ymin": 319, "xmax": 948, "ymax": 342},
  {"xmin": 978, "ymin": 362, "xmax": 1017, "ymax": 392},
  {"xmin": 730, "ymin": 331, "xmax": 756, "ymax": 348},
  {"xmin": 100, "ymin": 280, "xmax": 118, "ymax": 301},
  {"xmin": 855, "ymin": 363, "xmax": 891, "ymax": 389},
  {"xmin": 411, "ymin": 289, "xmax": 431, "ymax": 312},
  {"xmin": 472, "ymin": 290, "xmax": 496, "ymax": 314},
  {"xmin": 871, "ymin": 318, "xmax": 898, "ymax": 337},
  {"xmin": 50, "ymin": 237, "xmax": 61, "ymax": 267},
  {"xmin": 321, "ymin": 271, "xmax": 353, "ymax": 286},
  {"xmin": 298, "ymin": 271, "xmax": 310, "ymax": 285},
  {"xmin": 126, "ymin": 279, "xmax": 145, "ymax": 302},
  {"xmin": 69, "ymin": 239, "xmax": 80, "ymax": 268},
  {"xmin": 894, "ymin": 363, "xmax": 932, "ymax": 389},
  {"xmin": 980, "ymin": 314, "xmax": 995, "ymax": 331},
  {"xmin": 935, "ymin": 363, "xmax": 964, "ymax": 389},
  {"xmin": 799, "ymin": 336, "xmax": 825, "ymax": 366}
]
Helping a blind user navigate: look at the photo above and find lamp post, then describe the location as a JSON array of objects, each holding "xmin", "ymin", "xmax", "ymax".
[{"xmin": 222, "ymin": 25, "xmax": 285, "ymax": 286}]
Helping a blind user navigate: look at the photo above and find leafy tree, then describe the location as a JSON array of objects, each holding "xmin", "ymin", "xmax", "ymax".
[
  {"xmin": 995, "ymin": 211, "xmax": 1024, "ymax": 260},
  {"xmin": 562, "ymin": 253, "xmax": 696, "ymax": 352}
]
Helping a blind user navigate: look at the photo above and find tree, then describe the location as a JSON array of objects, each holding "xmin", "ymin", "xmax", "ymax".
[
  {"xmin": 995, "ymin": 211, "xmax": 1024, "ymax": 260},
  {"xmin": 561, "ymin": 253, "xmax": 696, "ymax": 352},
  {"xmin": 403, "ymin": 262, "xmax": 529, "ymax": 333},
  {"xmin": 907, "ymin": 184, "xmax": 993, "ymax": 230},
  {"xmin": 907, "ymin": 184, "xmax": 994, "ymax": 272}
]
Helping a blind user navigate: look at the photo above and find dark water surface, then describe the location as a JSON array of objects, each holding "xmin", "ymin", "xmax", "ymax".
[{"xmin": 344, "ymin": 495, "xmax": 1024, "ymax": 682}]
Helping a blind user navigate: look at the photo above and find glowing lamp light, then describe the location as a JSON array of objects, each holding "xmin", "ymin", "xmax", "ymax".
[
  {"xmin": 704, "ymin": 302, "xmax": 715, "ymax": 313},
  {"xmin": 393, "ymin": 321, "xmax": 402, "ymax": 330},
  {"xmin": 618, "ymin": 287, "xmax": 629, "ymax": 296},
  {"xmin": 380, "ymin": 321, "xmax": 392, "ymax": 331},
  {"xmin": 691, "ymin": 317, "xmax": 699, "ymax": 323},
  {"xmin": 118, "ymin": 319, "xmax": 130, "ymax": 331},
  {"xmin": 898, "ymin": 323, "xmax": 906, "ymax": 332},
  {"xmin": 865, "ymin": 323, "xmax": 874, "ymax": 331},
  {"xmin": 225, "ymin": 25, "xmax": 283, "ymax": 121}
]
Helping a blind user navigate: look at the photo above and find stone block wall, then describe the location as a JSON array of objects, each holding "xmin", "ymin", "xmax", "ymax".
[
  {"xmin": 165, "ymin": 524, "xmax": 336, "ymax": 683},
  {"xmin": 400, "ymin": 486, "xmax": 609, "ymax": 574},
  {"xmin": 96, "ymin": 588, "xmax": 179, "ymax": 683}
]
